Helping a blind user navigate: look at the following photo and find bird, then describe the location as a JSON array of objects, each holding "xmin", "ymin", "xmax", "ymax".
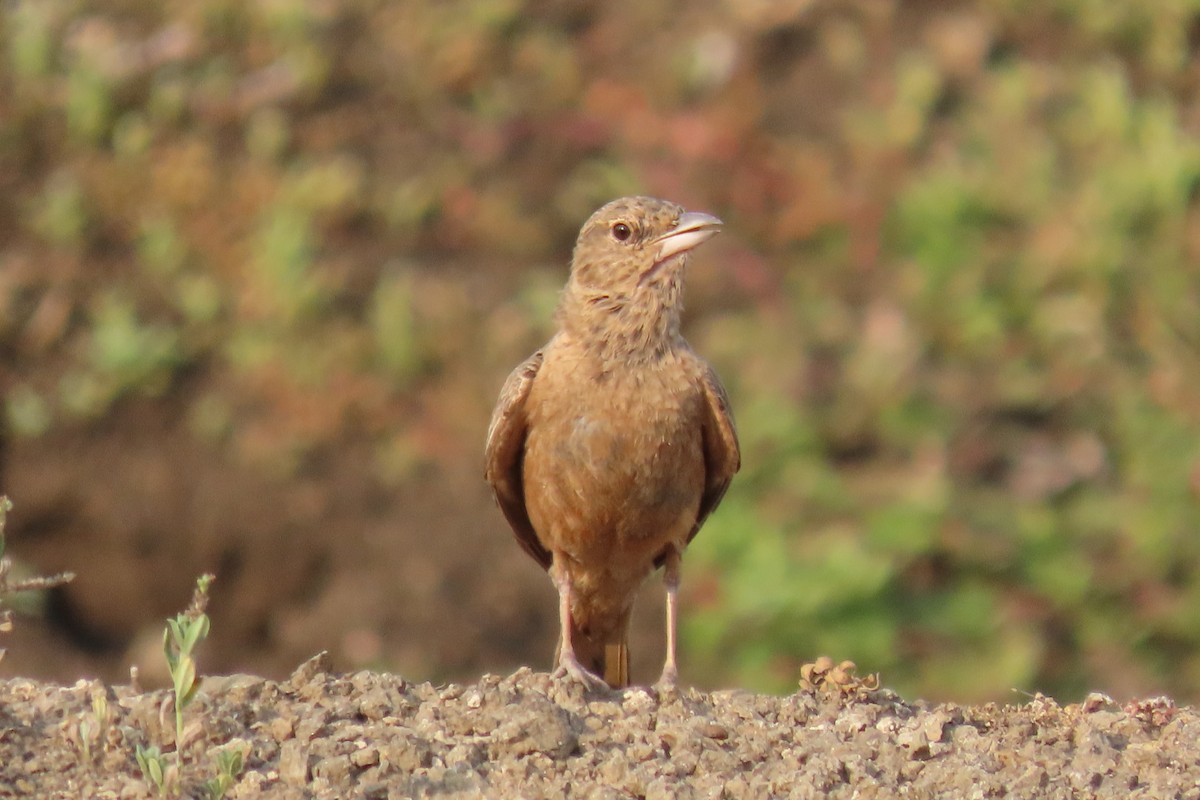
[{"xmin": 485, "ymin": 196, "xmax": 740, "ymax": 690}]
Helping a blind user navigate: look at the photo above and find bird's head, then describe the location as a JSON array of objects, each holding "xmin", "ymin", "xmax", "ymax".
[{"xmin": 568, "ymin": 196, "xmax": 723, "ymax": 295}]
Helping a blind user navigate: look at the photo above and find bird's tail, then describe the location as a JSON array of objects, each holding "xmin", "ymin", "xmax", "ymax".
[{"xmin": 557, "ymin": 612, "xmax": 631, "ymax": 688}]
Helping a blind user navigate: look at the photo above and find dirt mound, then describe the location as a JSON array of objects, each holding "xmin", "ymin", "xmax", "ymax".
[{"xmin": 2, "ymin": 657, "xmax": 1194, "ymax": 798}]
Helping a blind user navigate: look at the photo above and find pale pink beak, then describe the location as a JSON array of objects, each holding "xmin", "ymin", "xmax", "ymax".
[{"xmin": 653, "ymin": 211, "xmax": 723, "ymax": 263}]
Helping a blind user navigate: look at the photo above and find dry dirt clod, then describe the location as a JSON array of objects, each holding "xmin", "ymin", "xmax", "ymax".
[
  {"xmin": 798, "ymin": 656, "xmax": 882, "ymax": 697},
  {"xmin": 1125, "ymin": 695, "xmax": 1177, "ymax": 727}
]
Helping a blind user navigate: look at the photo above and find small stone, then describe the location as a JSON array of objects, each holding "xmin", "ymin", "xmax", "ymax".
[
  {"xmin": 269, "ymin": 715, "xmax": 295, "ymax": 741},
  {"xmin": 350, "ymin": 746, "xmax": 380, "ymax": 768},
  {"xmin": 360, "ymin": 784, "xmax": 389, "ymax": 800},
  {"xmin": 311, "ymin": 754, "xmax": 352, "ymax": 783},
  {"xmin": 1083, "ymin": 692, "xmax": 1115, "ymax": 713},
  {"xmin": 383, "ymin": 735, "xmax": 433, "ymax": 772},
  {"xmin": 278, "ymin": 739, "xmax": 309, "ymax": 785},
  {"xmin": 295, "ymin": 712, "xmax": 327, "ymax": 741},
  {"xmin": 896, "ymin": 723, "xmax": 928, "ymax": 752},
  {"xmin": 287, "ymin": 652, "xmax": 333, "ymax": 690},
  {"xmin": 446, "ymin": 742, "xmax": 486, "ymax": 769},
  {"xmin": 924, "ymin": 711, "xmax": 950, "ymax": 743}
]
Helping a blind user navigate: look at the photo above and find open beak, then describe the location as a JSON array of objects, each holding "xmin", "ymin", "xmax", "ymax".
[{"xmin": 653, "ymin": 211, "xmax": 723, "ymax": 263}]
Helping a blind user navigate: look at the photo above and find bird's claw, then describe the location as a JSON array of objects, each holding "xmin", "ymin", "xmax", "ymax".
[
  {"xmin": 653, "ymin": 665, "xmax": 680, "ymax": 698},
  {"xmin": 553, "ymin": 657, "xmax": 610, "ymax": 691}
]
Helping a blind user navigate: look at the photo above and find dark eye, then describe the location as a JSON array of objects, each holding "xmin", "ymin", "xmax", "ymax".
[{"xmin": 611, "ymin": 222, "xmax": 632, "ymax": 242}]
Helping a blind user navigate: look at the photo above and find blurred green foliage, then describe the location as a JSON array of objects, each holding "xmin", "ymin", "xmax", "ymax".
[
  {"xmin": 685, "ymin": 2, "xmax": 1200, "ymax": 701},
  {"xmin": 2, "ymin": 0, "xmax": 1199, "ymax": 702}
]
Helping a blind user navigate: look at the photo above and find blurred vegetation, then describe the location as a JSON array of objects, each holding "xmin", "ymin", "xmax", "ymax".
[{"xmin": 2, "ymin": 0, "xmax": 1199, "ymax": 702}]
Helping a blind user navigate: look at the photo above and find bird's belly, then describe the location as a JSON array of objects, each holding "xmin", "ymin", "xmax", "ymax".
[{"xmin": 523, "ymin": 393, "xmax": 705, "ymax": 568}]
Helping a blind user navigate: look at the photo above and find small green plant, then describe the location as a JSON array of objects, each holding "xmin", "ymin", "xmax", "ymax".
[
  {"xmin": 135, "ymin": 744, "xmax": 175, "ymax": 797},
  {"xmin": 76, "ymin": 689, "xmax": 111, "ymax": 763},
  {"xmin": 202, "ymin": 747, "xmax": 245, "ymax": 800},
  {"xmin": 77, "ymin": 718, "xmax": 95, "ymax": 762},
  {"xmin": 165, "ymin": 573, "xmax": 214, "ymax": 754},
  {"xmin": 0, "ymin": 496, "xmax": 75, "ymax": 662},
  {"xmin": 133, "ymin": 574, "xmax": 222, "ymax": 796}
]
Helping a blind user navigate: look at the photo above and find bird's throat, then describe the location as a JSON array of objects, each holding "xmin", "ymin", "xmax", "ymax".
[
  {"xmin": 558, "ymin": 284, "xmax": 683, "ymax": 364},
  {"xmin": 637, "ymin": 253, "xmax": 682, "ymax": 288}
]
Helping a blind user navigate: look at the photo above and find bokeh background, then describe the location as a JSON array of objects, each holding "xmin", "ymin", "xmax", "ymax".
[{"xmin": 2, "ymin": 0, "xmax": 1199, "ymax": 704}]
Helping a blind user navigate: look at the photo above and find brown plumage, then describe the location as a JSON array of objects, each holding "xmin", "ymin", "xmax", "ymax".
[{"xmin": 485, "ymin": 196, "xmax": 740, "ymax": 689}]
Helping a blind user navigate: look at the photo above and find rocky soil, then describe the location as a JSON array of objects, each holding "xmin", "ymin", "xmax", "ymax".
[{"xmin": 1, "ymin": 653, "xmax": 1196, "ymax": 799}]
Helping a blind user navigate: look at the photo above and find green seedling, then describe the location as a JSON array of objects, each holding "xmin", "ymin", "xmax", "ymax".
[
  {"xmin": 77, "ymin": 718, "xmax": 94, "ymax": 762},
  {"xmin": 202, "ymin": 747, "xmax": 245, "ymax": 800},
  {"xmin": 76, "ymin": 690, "xmax": 110, "ymax": 762},
  {"xmin": 164, "ymin": 573, "xmax": 214, "ymax": 754},
  {"xmin": 135, "ymin": 744, "xmax": 175, "ymax": 796}
]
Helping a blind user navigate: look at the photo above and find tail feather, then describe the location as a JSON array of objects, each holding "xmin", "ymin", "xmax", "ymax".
[{"xmin": 602, "ymin": 641, "xmax": 629, "ymax": 688}]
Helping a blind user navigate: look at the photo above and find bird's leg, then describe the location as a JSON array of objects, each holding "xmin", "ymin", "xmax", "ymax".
[
  {"xmin": 551, "ymin": 563, "xmax": 608, "ymax": 689},
  {"xmin": 656, "ymin": 544, "xmax": 682, "ymax": 691}
]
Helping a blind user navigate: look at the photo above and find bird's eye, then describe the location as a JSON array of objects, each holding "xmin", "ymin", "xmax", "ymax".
[{"xmin": 611, "ymin": 222, "xmax": 633, "ymax": 242}]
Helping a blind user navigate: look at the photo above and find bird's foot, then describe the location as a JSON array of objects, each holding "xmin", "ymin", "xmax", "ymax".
[
  {"xmin": 653, "ymin": 664, "xmax": 680, "ymax": 698},
  {"xmin": 552, "ymin": 655, "xmax": 610, "ymax": 691}
]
